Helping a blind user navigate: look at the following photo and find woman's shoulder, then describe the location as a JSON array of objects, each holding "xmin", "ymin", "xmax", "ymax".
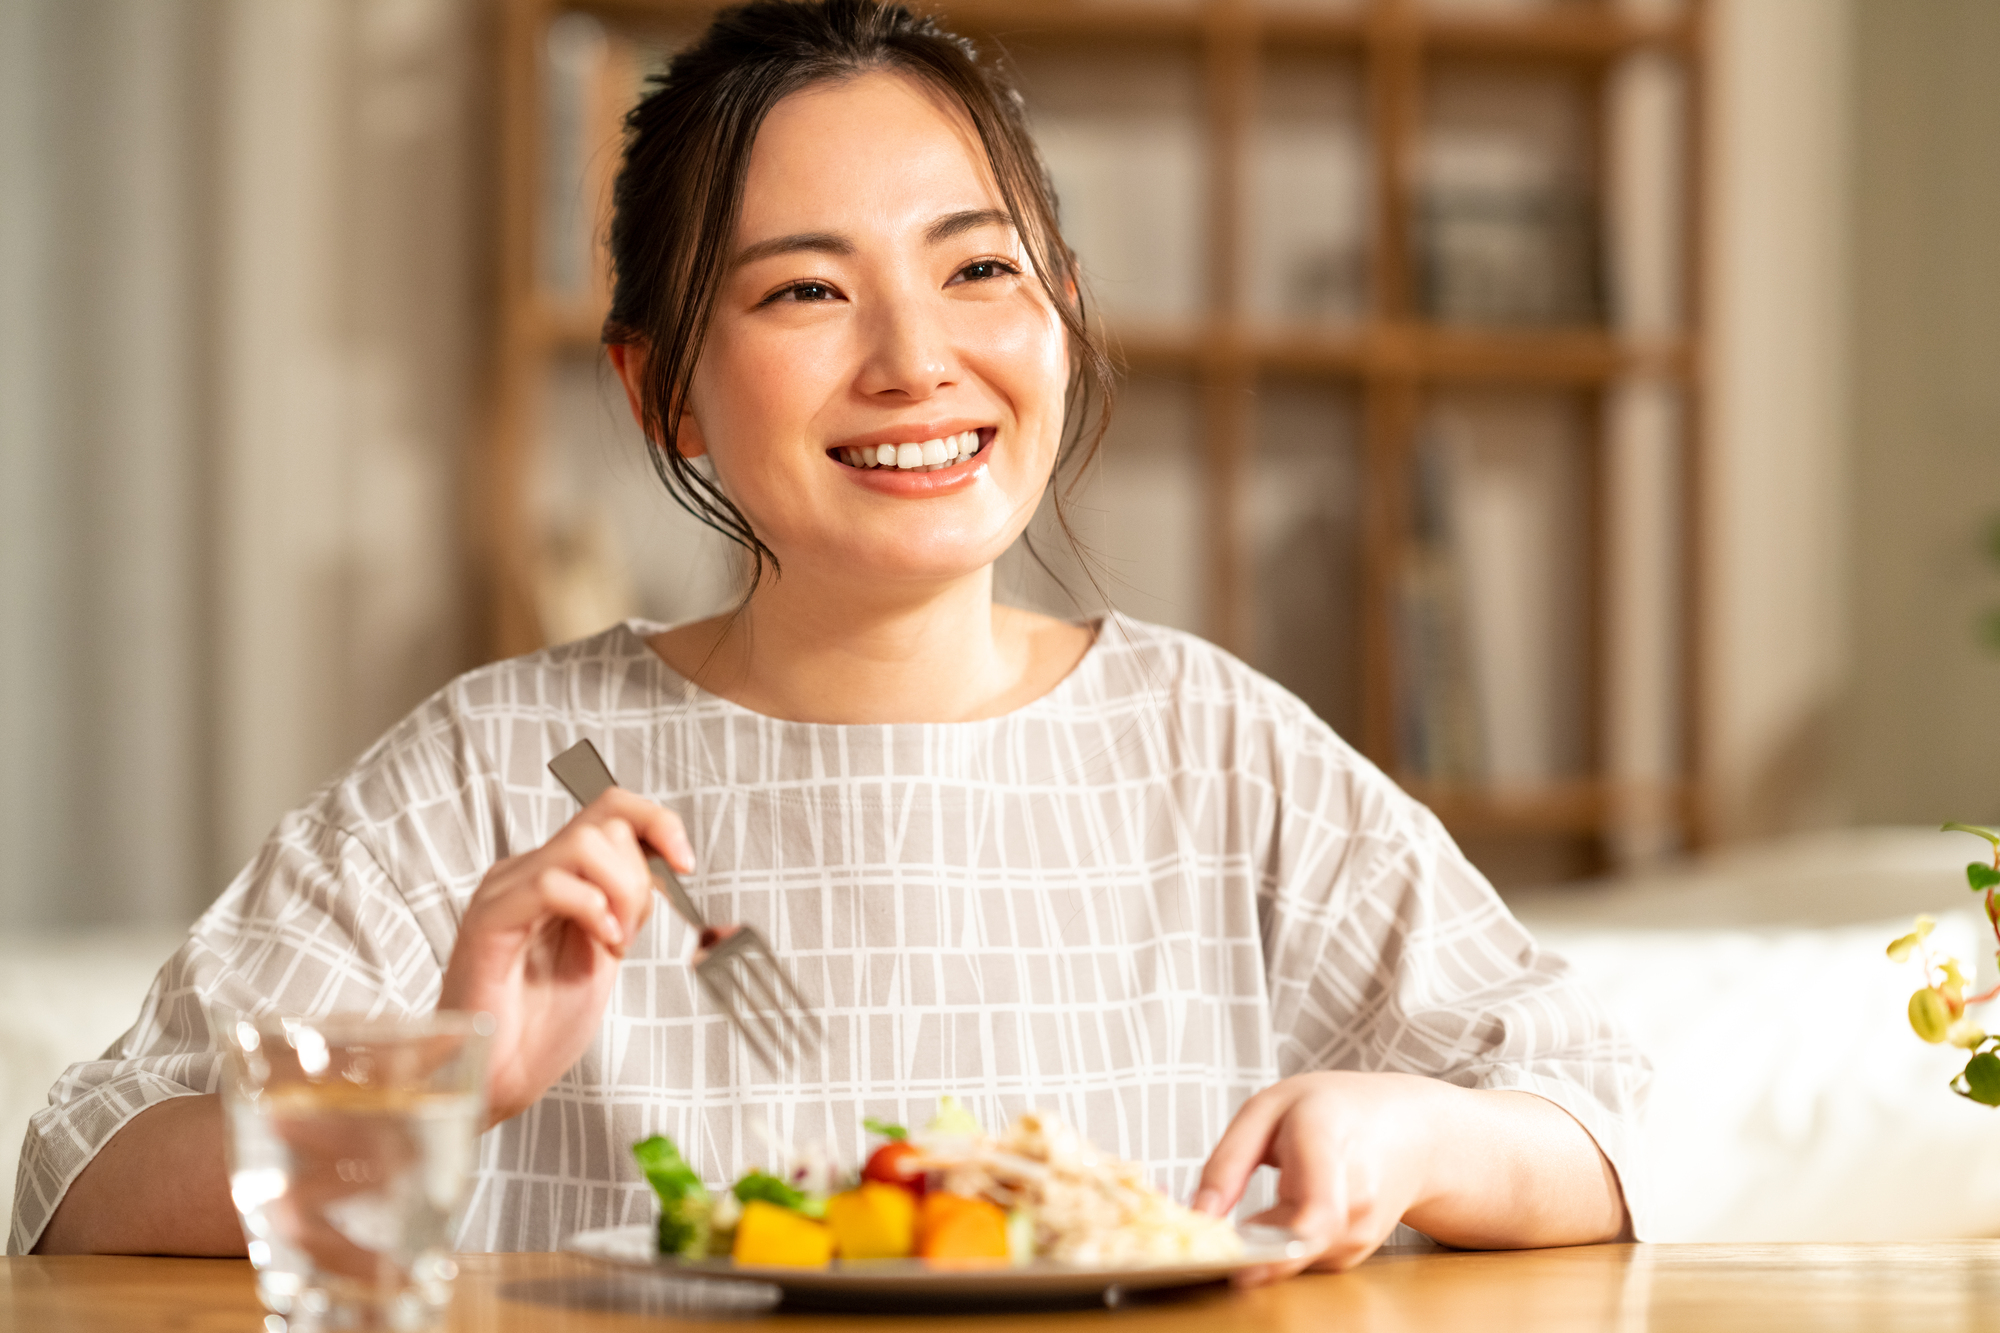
[
  {"xmin": 1094, "ymin": 618, "xmax": 1447, "ymax": 863},
  {"xmin": 322, "ymin": 621, "xmax": 667, "ymax": 820},
  {"xmin": 1083, "ymin": 615, "xmax": 1332, "ymax": 729}
]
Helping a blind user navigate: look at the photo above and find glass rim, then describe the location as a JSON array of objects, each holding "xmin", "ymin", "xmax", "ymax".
[{"xmin": 223, "ymin": 1009, "xmax": 495, "ymax": 1049}]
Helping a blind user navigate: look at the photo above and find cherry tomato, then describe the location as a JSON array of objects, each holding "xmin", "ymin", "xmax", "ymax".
[{"xmin": 862, "ymin": 1141, "xmax": 927, "ymax": 1199}]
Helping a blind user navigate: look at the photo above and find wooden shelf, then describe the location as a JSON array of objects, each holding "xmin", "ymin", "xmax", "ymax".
[{"xmin": 1117, "ymin": 322, "xmax": 1691, "ymax": 384}]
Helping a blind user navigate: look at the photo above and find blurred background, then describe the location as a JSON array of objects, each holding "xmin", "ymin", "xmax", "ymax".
[{"xmin": 3, "ymin": 0, "xmax": 1999, "ymax": 1243}]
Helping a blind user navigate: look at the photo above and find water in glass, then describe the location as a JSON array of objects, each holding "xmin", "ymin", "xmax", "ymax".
[{"xmin": 223, "ymin": 1014, "xmax": 489, "ymax": 1332}]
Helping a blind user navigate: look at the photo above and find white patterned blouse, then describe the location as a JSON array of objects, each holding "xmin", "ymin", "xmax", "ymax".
[{"xmin": 10, "ymin": 616, "xmax": 1650, "ymax": 1255}]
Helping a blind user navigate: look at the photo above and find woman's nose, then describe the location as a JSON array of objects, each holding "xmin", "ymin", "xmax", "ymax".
[{"xmin": 855, "ymin": 293, "xmax": 957, "ymax": 402}]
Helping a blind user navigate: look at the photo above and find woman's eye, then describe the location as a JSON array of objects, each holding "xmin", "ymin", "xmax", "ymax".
[
  {"xmin": 766, "ymin": 281, "xmax": 840, "ymax": 305},
  {"xmin": 953, "ymin": 259, "xmax": 1020, "ymax": 284}
]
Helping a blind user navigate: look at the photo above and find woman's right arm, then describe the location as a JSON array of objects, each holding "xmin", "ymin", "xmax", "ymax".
[
  {"xmin": 30, "ymin": 787, "xmax": 687, "ymax": 1255},
  {"xmin": 33, "ymin": 1095, "xmax": 241, "ymax": 1255}
]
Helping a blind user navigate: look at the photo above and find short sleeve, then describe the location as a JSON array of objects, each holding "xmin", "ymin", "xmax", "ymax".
[
  {"xmin": 7, "ymin": 812, "xmax": 445, "ymax": 1256},
  {"xmin": 1256, "ymin": 723, "xmax": 1654, "ymax": 1240}
]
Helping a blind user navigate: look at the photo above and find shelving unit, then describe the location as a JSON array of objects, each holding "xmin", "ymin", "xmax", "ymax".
[{"xmin": 482, "ymin": 0, "xmax": 1707, "ymax": 880}]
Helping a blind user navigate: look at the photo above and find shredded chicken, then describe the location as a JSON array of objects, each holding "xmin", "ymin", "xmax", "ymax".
[{"xmin": 912, "ymin": 1110, "xmax": 1243, "ymax": 1266}]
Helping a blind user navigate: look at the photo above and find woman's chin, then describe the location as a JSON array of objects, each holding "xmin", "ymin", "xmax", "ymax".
[{"xmin": 777, "ymin": 539, "xmax": 1017, "ymax": 595}]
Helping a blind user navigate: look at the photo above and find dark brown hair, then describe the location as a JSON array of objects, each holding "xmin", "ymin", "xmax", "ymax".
[{"xmin": 602, "ymin": 0, "xmax": 1113, "ymax": 590}]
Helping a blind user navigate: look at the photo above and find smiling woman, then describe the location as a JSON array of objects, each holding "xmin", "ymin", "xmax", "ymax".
[{"xmin": 15, "ymin": 0, "xmax": 1642, "ymax": 1281}]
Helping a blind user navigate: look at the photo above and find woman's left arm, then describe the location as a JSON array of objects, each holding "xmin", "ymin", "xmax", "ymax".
[{"xmin": 1193, "ymin": 1070, "xmax": 1626, "ymax": 1283}]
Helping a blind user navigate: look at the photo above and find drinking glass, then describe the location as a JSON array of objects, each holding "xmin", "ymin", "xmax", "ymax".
[{"xmin": 221, "ymin": 1012, "xmax": 491, "ymax": 1332}]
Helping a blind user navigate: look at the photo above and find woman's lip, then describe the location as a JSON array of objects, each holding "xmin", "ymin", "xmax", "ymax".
[
  {"xmin": 827, "ymin": 420, "xmax": 993, "ymax": 452},
  {"xmin": 834, "ymin": 429, "xmax": 993, "ymax": 495}
]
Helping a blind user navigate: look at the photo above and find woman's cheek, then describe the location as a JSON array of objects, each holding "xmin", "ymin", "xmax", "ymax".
[{"xmin": 960, "ymin": 299, "xmax": 1067, "ymax": 417}]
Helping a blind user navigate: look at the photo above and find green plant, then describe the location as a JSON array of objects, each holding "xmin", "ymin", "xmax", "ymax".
[{"xmin": 1891, "ymin": 824, "xmax": 2000, "ymax": 1103}]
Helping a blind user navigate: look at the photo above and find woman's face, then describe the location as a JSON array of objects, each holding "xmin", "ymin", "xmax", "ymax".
[{"xmin": 664, "ymin": 71, "xmax": 1069, "ymax": 588}]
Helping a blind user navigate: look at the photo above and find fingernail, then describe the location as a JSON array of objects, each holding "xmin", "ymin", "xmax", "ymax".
[
  {"xmin": 603, "ymin": 913, "xmax": 624, "ymax": 946},
  {"xmin": 1193, "ymin": 1188, "xmax": 1221, "ymax": 1217}
]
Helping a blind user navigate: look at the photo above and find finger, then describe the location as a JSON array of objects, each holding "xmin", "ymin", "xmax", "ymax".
[
  {"xmin": 476, "ymin": 865, "xmax": 626, "ymax": 951},
  {"xmin": 1193, "ymin": 1086, "xmax": 1294, "ymax": 1218},
  {"xmin": 597, "ymin": 818, "xmax": 659, "ymax": 936},
  {"xmin": 1232, "ymin": 1162, "xmax": 1354, "ymax": 1286},
  {"xmin": 590, "ymin": 788, "xmax": 695, "ymax": 874},
  {"xmin": 566, "ymin": 820, "xmax": 652, "ymax": 939}
]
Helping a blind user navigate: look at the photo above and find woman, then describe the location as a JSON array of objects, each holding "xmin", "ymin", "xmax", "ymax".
[{"xmin": 15, "ymin": 0, "xmax": 1643, "ymax": 1276}]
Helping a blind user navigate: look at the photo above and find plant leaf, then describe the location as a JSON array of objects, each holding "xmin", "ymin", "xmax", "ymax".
[
  {"xmin": 1911, "ymin": 987, "xmax": 1953, "ymax": 1043},
  {"xmin": 1888, "ymin": 915, "xmax": 1938, "ymax": 961},
  {"xmin": 1964, "ymin": 1052, "xmax": 2000, "ymax": 1106},
  {"xmin": 1969, "ymin": 862, "xmax": 2000, "ymax": 892},
  {"xmin": 1943, "ymin": 823, "xmax": 2000, "ymax": 851}
]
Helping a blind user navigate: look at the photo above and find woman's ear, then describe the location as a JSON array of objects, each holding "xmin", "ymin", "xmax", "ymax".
[{"xmin": 606, "ymin": 341, "xmax": 708, "ymax": 460}]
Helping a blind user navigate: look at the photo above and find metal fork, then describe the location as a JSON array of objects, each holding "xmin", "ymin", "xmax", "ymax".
[{"xmin": 548, "ymin": 739, "xmax": 822, "ymax": 1073}]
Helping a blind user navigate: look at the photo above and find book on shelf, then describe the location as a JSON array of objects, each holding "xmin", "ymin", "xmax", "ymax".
[
  {"xmin": 1418, "ymin": 73, "xmax": 1604, "ymax": 329},
  {"xmin": 1399, "ymin": 395, "xmax": 1589, "ymax": 789}
]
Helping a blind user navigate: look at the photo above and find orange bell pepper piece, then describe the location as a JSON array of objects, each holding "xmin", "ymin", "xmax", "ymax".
[{"xmin": 916, "ymin": 1192, "xmax": 1009, "ymax": 1263}]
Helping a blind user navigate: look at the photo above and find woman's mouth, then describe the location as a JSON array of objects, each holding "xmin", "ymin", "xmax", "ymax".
[{"xmin": 830, "ymin": 428, "xmax": 989, "ymax": 472}]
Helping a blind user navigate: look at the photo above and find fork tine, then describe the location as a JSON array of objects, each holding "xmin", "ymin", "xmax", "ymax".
[
  {"xmin": 736, "ymin": 930, "xmax": 825, "ymax": 1043},
  {"xmin": 700, "ymin": 935, "xmax": 795, "ymax": 1066},
  {"xmin": 728, "ymin": 930, "xmax": 823, "ymax": 1059},
  {"xmin": 724, "ymin": 951, "xmax": 803, "ymax": 1065},
  {"xmin": 698, "ymin": 968, "xmax": 778, "ymax": 1073}
]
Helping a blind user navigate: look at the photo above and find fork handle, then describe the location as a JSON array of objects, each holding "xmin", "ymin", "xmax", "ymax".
[{"xmin": 548, "ymin": 739, "xmax": 709, "ymax": 932}]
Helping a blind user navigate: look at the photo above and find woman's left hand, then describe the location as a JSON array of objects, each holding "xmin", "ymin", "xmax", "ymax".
[{"xmin": 1191, "ymin": 1070, "xmax": 1449, "ymax": 1283}]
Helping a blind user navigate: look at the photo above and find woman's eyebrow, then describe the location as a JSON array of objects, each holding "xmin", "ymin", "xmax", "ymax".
[
  {"xmin": 731, "ymin": 231, "xmax": 853, "ymax": 268},
  {"xmin": 730, "ymin": 210, "xmax": 1013, "ymax": 269},
  {"xmin": 926, "ymin": 207, "xmax": 1014, "ymax": 244}
]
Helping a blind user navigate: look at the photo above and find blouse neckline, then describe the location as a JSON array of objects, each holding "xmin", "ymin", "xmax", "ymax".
[{"xmin": 613, "ymin": 612, "xmax": 1114, "ymax": 731}]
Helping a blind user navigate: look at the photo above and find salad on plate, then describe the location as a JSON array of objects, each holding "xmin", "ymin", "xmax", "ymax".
[{"xmin": 631, "ymin": 1099, "xmax": 1243, "ymax": 1270}]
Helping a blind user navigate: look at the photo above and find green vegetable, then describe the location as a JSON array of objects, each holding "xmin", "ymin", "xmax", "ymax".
[
  {"xmin": 863, "ymin": 1116, "xmax": 908, "ymax": 1141},
  {"xmin": 632, "ymin": 1135, "xmax": 712, "ymax": 1258},
  {"xmin": 925, "ymin": 1095, "xmax": 982, "ymax": 1137},
  {"xmin": 1969, "ymin": 862, "xmax": 2000, "ymax": 892},
  {"xmin": 1006, "ymin": 1207, "xmax": 1035, "ymax": 1265},
  {"xmin": 733, "ymin": 1169, "xmax": 826, "ymax": 1219}
]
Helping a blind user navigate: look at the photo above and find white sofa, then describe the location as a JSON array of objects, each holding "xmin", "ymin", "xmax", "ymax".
[
  {"xmin": 1512, "ymin": 826, "xmax": 2000, "ymax": 1241},
  {"xmin": 5, "ymin": 827, "xmax": 1996, "ymax": 1242}
]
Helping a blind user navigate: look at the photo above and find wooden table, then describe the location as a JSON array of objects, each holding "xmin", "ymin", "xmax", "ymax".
[{"xmin": 9, "ymin": 1243, "xmax": 2000, "ymax": 1333}]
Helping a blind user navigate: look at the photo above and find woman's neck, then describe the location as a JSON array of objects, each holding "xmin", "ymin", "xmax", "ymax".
[{"xmin": 646, "ymin": 563, "xmax": 1093, "ymax": 724}]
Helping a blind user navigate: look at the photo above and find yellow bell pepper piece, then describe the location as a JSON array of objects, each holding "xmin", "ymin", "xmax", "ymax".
[
  {"xmin": 731, "ymin": 1199, "xmax": 833, "ymax": 1268},
  {"xmin": 826, "ymin": 1182, "xmax": 917, "ymax": 1260}
]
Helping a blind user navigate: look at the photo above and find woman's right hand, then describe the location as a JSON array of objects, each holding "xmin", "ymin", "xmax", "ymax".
[{"xmin": 438, "ymin": 789, "xmax": 692, "ymax": 1126}]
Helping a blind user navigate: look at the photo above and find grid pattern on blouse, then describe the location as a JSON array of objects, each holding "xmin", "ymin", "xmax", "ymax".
[{"xmin": 9, "ymin": 616, "xmax": 1651, "ymax": 1255}]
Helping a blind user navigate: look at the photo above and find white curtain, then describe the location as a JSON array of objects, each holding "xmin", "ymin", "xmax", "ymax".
[{"xmin": 0, "ymin": 0, "xmax": 477, "ymax": 931}]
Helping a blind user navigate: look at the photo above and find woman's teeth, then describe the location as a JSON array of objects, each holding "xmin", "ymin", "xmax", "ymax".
[{"xmin": 840, "ymin": 430, "xmax": 982, "ymax": 471}]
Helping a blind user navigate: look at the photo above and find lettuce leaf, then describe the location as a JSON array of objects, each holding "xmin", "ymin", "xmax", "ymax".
[
  {"xmin": 632, "ymin": 1135, "xmax": 712, "ymax": 1258},
  {"xmin": 733, "ymin": 1168, "xmax": 827, "ymax": 1219}
]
